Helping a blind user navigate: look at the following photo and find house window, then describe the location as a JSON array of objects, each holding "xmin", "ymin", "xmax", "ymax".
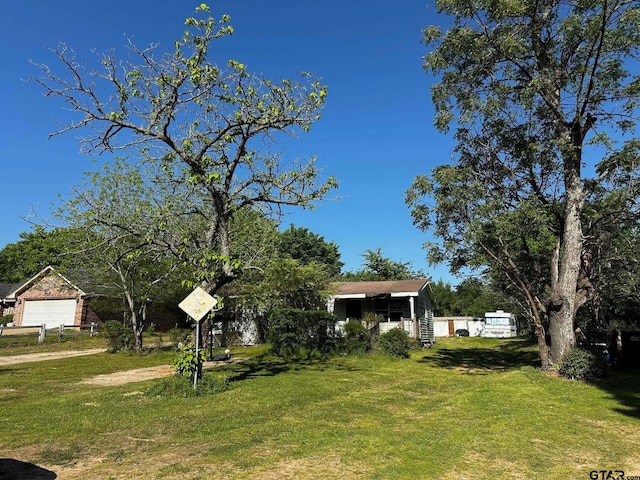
[
  {"xmin": 389, "ymin": 301, "xmax": 405, "ymax": 321},
  {"xmin": 345, "ymin": 300, "xmax": 362, "ymax": 320},
  {"xmin": 373, "ymin": 298, "xmax": 406, "ymax": 321}
]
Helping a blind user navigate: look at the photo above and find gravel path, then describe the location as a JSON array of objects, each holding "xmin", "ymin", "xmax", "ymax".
[
  {"xmin": 81, "ymin": 357, "xmax": 245, "ymax": 386},
  {"xmin": 0, "ymin": 349, "xmax": 107, "ymax": 365},
  {"xmin": 0, "ymin": 348, "xmax": 244, "ymax": 385}
]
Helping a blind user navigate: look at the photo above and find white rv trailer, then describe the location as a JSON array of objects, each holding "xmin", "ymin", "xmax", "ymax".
[{"xmin": 482, "ymin": 310, "xmax": 517, "ymax": 338}]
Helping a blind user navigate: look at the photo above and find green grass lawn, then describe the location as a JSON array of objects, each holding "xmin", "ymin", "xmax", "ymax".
[
  {"xmin": 1, "ymin": 337, "xmax": 638, "ymax": 479},
  {"xmin": 0, "ymin": 330, "xmax": 108, "ymax": 355}
]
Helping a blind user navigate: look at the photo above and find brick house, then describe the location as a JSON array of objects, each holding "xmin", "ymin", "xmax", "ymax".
[{"xmin": 0, "ymin": 266, "xmax": 99, "ymax": 328}]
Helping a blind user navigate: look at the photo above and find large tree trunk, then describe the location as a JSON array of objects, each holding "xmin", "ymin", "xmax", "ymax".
[{"xmin": 548, "ymin": 127, "xmax": 584, "ymax": 365}]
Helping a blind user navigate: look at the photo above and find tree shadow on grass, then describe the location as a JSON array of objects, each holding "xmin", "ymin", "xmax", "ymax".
[
  {"xmin": 0, "ymin": 459, "xmax": 56, "ymax": 479},
  {"xmin": 417, "ymin": 339, "xmax": 540, "ymax": 372},
  {"xmin": 225, "ymin": 354, "xmax": 342, "ymax": 383},
  {"xmin": 595, "ymin": 369, "xmax": 640, "ymax": 419}
]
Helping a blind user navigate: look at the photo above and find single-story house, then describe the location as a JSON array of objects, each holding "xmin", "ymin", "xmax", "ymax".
[
  {"xmin": 328, "ymin": 279, "xmax": 435, "ymax": 345},
  {"xmin": 0, "ymin": 266, "xmax": 99, "ymax": 329}
]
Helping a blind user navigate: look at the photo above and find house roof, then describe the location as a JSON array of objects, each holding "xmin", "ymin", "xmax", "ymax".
[
  {"xmin": 334, "ymin": 279, "xmax": 431, "ymax": 297},
  {"xmin": 0, "ymin": 283, "xmax": 22, "ymax": 300},
  {"xmin": 7, "ymin": 266, "xmax": 86, "ymax": 298}
]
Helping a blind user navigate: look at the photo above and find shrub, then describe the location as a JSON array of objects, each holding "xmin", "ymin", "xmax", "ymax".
[
  {"xmin": 376, "ymin": 328, "xmax": 411, "ymax": 358},
  {"xmin": 146, "ymin": 372, "xmax": 229, "ymax": 397},
  {"xmin": 102, "ymin": 320, "xmax": 135, "ymax": 352},
  {"xmin": 172, "ymin": 343, "xmax": 207, "ymax": 381},
  {"xmin": 341, "ymin": 320, "xmax": 372, "ymax": 354},
  {"xmin": 559, "ymin": 348, "xmax": 607, "ymax": 380},
  {"xmin": 268, "ymin": 308, "xmax": 338, "ymax": 358},
  {"xmin": 0, "ymin": 314, "xmax": 14, "ymax": 326}
]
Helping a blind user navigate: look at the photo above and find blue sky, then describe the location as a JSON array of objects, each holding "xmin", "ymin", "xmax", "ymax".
[{"xmin": 0, "ymin": 0, "xmax": 461, "ymax": 284}]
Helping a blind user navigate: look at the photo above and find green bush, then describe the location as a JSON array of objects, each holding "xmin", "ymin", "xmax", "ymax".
[
  {"xmin": 268, "ymin": 308, "xmax": 338, "ymax": 358},
  {"xmin": 376, "ymin": 328, "xmax": 411, "ymax": 358},
  {"xmin": 172, "ymin": 343, "xmax": 206, "ymax": 381},
  {"xmin": 341, "ymin": 320, "xmax": 372, "ymax": 354},
  {"xmin": 0, "ymin": 314, "xmax": 14, "ymax": 326},
  {"xmin": 559, "ymin": 348, "xmax": 607, "ymax": 380},
  {"xmin": 146, "ymin": 372, "xmax": 229, "ymax": 397},
  {"xmin": 102, "ymin": 320, "xmax": 135, "ymax": 352}
]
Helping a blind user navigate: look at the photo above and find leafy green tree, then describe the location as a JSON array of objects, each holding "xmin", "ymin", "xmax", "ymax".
[
  {"xmin": 579, "ymin": 163, "xmax": 640, "ymax": 336},
  {"xmin": 232, "ymin": 257, "xmax": 336, "ymax": 342},
  {"xmin": 0, "ymin": 227, "xmax": 85, "ymax": 282},
  {"xmin": 406, "ymin": 0, "xmax": 640, "ymax": 367},
  {"xmin": 431, "ymin": 278, "xmax": 505, "ymax": 317},
  {"xmin": 454, "ymin": 279, "xmax": 500, "ymax": 318},
  {"xmin": 32, "ymin": 4, "xmax": 336, "ymax": 294},
  {"xmin": 342, "ymin": 248, "xmax": 423, "ymax": 281},
  {"xmin": 430, "ymin": 280, "xmax": 456, "ymax": 316},
  {"xmin": 61, "ymin": 159, "xmax": 190, "ymax": 352},
  {"xmin": 278, "ymin": 225, "xmax": 343, "ymax": 277}
]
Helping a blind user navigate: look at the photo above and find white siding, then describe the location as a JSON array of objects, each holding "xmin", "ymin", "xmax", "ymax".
[{"xmin": 434, "ymin": 321, "xmax": 450, "ymax": 337}]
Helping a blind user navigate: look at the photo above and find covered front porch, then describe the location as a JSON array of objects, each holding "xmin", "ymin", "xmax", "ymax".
[
  {"xmin": 332, "ymin": 294, "xmax": 419, "ymax": 337},
  {"xmin": 328, "ymin": 279, "xmax": 434, "ymax": 343}
]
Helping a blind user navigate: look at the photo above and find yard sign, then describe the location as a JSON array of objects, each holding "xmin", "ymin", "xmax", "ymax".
[
  {"xmin": 178, "ymin": 287, "xmax": 218, "ymax": 388},
  {"xmin": 178, "ymin": 287, "xmax": 218, "ymax": 322}
]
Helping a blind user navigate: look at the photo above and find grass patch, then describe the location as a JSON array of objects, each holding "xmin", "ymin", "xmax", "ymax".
[
  {"xmin": 0, "ymin": 331, "xmax": 174, "ymax": 356},
  {"xmin": 146, "ymin": 372, "xmax": 230, "ymax": 397},
  {"xmin": 0, "ymin": 332, "xmax": 108, "ymax": 355},
  {"xmin": 1, "ymin": 337, "xmax": 639, "ymax": 479}
]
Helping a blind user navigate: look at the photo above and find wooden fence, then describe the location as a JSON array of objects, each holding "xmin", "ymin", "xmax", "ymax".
[{"xmin": 0, "ymin": 323, "xmax": 98, "ymax": 343}]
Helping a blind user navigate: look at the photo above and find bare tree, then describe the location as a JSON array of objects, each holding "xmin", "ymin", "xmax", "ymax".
[{"xmin": 32, "ymin": 4, "xmax": 336, "ymax": 293}]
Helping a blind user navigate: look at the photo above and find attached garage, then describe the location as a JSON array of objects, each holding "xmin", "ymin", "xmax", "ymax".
[
  {"xmin": 7, "ymin": 266, "xmax": 90, "ymax": 328},
  {"xmin": 21, "ymin": 299, "xmax": 78, "ymax": 329}
]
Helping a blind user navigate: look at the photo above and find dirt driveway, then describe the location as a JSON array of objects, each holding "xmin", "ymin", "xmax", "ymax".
[
  {"xmin": 81, "ymin": 357, "xmax": 245, "ymax": 386},
  {"xmin": 0, "ymin": 349, "xmax": 244, "ymax": 386},
  {"xmin": 0, "ymin": 349, "xmax": 107, "ymax": 366}
]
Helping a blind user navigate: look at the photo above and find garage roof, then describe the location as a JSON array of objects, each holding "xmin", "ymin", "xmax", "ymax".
[{"xmin": 10, "ymin": 266, "xmax": 86, "ymax": 297}]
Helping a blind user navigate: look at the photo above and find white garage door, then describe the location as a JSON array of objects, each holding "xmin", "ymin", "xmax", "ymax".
[{"xmin": 21, "ymin": 299, "xmax": 77, "ymax": 329}]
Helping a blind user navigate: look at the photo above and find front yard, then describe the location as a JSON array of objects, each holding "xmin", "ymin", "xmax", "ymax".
[{"xmin": 0, "ymin": 337, "xmax": 638, "ymax": 479}]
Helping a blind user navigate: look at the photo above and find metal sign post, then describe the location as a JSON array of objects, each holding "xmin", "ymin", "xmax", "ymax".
[{"xmin": 178, "ymin": 287, "xmax": 219, "ymax": 388}]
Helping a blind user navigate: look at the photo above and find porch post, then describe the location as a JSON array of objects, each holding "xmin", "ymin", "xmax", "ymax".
[{"xmin": 409, "ymin": 297, "xmax": 416, "ymax": 338}]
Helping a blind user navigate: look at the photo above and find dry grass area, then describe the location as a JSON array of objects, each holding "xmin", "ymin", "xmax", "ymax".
[
  {"xmin": 80, "ymin": 357, "xmax": 247, "ymax": 386},
  {"xmin": 45, "ymin": 453, "xmax": 372, "ymax": 480}
]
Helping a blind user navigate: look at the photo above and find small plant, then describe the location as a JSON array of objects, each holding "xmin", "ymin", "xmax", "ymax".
[
  {"xmin": 0, "ymin": 314, "xmax": 14, "ymax": 326},
  {"xmin": 342, "ymin": 320, "xmax": 372, "ymax": 354},
  {"xmin": 376, "ymin": 328, "xmax": 411, "ymax": 358},
  {"xmin": 172, "ymin": 343, "xmax": 206, "ymax": 381},
  {"xmin": 361, "ymin": 312, "xmax": 383, "ymax": 331},
  {"xmin": 559, "ymin": 348, "xmax": 607, "ymax": 380},
  {"xmin": 102, "ymin": 320, "xmax": 135, "ymax": 352}
]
